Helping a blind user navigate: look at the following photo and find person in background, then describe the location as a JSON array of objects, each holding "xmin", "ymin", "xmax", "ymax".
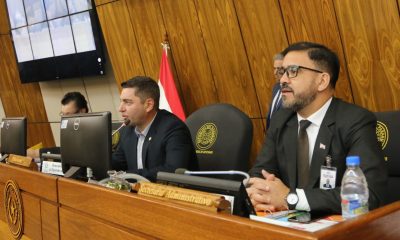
[
  {"xmin": 59, "ymin": 92, "xmax": 89, "ymax": 116},
  {"xmin": 247, "ymin": 42, "xmax": 387, "ymax": 214},
  {"xmin": 266, "ymin": 52, "xmax": 284, "ymax": 129},
  {"xmin": 112, "ymin": 76, "xmax": 198, "ymax": 181},
  {"xmin": 26, "ymin": 92, "xmax": 89, "ymax": 158}
]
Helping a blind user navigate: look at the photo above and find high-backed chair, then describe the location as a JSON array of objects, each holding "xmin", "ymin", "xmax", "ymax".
[
  {"xmin": 185, "ymin": 103, "xmax": 253, "ymax": 180},
  {"xmin": 374, "ymin": 111, "xmax": 400, "ymax": 204}
]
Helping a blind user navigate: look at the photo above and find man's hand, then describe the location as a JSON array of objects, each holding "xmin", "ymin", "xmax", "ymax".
[{"xmin": 246, "ymin": 170, "xmax": 290, "ymax": 212}]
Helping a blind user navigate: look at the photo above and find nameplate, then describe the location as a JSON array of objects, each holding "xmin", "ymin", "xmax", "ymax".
[
  {"xmin": 7, "ymin": 154, "xmax": 38, "ymax": 171},
  {"xmin": 133, "ymin": 182, "xmax": 231, "ymax": 213},
  {"xmin": 41, "ymin": 161, "xmax": 64, "ymax": 176}
]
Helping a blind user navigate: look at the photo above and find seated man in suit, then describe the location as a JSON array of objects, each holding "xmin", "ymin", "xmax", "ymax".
[
  {"xmin": 112, "ymin": 76, "xmax": 198, "ymax": 181},
  {"xmin": 247, "ymin": 42, "xmax": 388, "ymax": 214},
  {"xmin": 27, "ymin": 91, "xmax": 89, "ymax": 158},
  {"xmin": 266, "ymin": 52, "xmax": 284, "ymax": 129}
]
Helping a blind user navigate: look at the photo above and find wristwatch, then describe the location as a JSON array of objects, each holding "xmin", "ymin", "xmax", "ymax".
[{"xmin": 286, "ymin": 191, "xmax": 298, "ymax": 210}]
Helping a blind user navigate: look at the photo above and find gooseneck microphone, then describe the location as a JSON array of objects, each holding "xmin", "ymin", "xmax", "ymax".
[
  {"xmin": 112, "ymin": 119, "xmax": 130, "ymax": 136},
  {"xmin": 175, "ymin": 168, "xmax": 250, "ymax": 185}
]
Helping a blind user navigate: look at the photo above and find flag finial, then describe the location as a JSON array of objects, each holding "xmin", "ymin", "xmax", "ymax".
[{"xmin": 161, "ymin": 33, "xmax": 170, "ymax": 54}]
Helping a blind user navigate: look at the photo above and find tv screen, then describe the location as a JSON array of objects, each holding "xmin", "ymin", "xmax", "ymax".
[
  {"xmin": 156, "ymin": 172, "xmax": 255, "ymax": 217},
  {"xmin": 6, "ymin": 0, "xmax": 105, "ymax": 83},
  {"xmin": 60, "ymin": 111, "xmax": 111, "ymax": 180},
  {"xmin": 0, "ymin": 117, "xmax": 27, "ymax": 156}
]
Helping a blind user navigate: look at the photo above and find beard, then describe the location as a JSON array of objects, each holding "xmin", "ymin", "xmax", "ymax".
[{"xmin": 281, "ymin": 85, "xmax": 317, "ymax": 112}]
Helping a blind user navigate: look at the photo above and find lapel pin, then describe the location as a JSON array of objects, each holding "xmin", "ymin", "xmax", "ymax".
[
  {"xmin": 149, "ymin": 137, "xmax": 152, "ymax": 141},
  {"xmin": 320, "ymin": 143, "xmax": 326, "ymax": 149}
]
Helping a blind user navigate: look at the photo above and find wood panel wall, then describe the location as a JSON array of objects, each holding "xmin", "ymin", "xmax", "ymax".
[
  {"xmin": 95, "ymin": 0, "xmax": 400, "ymax": 165},
  {"xmin": 0, "ymin": 2, "xmax": 55, "ymax": 148}
]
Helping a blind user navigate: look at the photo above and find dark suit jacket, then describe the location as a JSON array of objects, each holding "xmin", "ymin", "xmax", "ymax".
[
  {"xmin": 112, "ymin": 110, "xmax": 198, "ymax": 181},
  {"xmin": 250, "ymin": 98, "xmax": 388, "ymax": 213},
  {"xmin": 266, "ymin": 83, "xmax": 281, "ymax": 129}
]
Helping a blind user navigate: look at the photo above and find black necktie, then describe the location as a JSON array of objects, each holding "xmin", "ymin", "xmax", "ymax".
[{"xmin": 297, "ymin": 120, "xmax": 312, "ymax": 188}]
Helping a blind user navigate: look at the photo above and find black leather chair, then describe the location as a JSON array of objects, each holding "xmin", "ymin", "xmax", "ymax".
[
  {"xmin": 185, "ymin": 103, "xmax": 253, "ymax": 180},
  {"xmin": 374, "ymin": 111, "xmax": 400, "ymax": 204}
]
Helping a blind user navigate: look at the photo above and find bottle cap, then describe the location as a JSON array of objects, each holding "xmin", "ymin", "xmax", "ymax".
[{"xmin": 346, "ymin": 156, "xmax": 360, "ymax": 166}]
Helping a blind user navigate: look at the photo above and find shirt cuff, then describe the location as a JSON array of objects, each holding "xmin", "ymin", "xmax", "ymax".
[{"xmin": 295, "ymin": 189, "xmax": 311, "ymax": 211}]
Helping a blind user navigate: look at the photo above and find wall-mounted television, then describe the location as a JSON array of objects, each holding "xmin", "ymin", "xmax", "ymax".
[{"xmin": 5, "ymin": 0, "xmax": 105, "ymax": 83}]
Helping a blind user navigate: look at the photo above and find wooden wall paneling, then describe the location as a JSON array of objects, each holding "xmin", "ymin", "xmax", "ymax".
[
  {"xmin": 125, "ymin": 1, "xmax": 189, "ymax": 113},
  {"xmin": 234, "ymin": 0, "xmax": 288, "ymax": 120},
  {"xmin": 41, "ymin": 201, "xmax": 60, "ymax": 240},
  {"xmin": 96, "ymin": 0, "xmax": 145, "ymax": 87},
  {"xmin": 279, "ymin": 0, "xmax": 354, "ymax": 104},
  {"xmin": 334, "ymin": 0, "xmax": 400, "ymax": 111},
  {"xmin": 0, "ymin": 35, "xmax": 55, "ymax": 147},
  {"xmin": 0, "ymin": 0, "xmax": 9, "ymax": 34},
  {"xmin": 159, "ymin": 0, "xmax": 218, "ymax": 115},
  {"xmin": 0, "ymin": 35, "xmax": 23, "ymax": 117},
  {"xmin": 193, "ymin": 0, "xmax": 260, "ymax": 118},
  {"xmin": 95, "ymin": 0, "xmax": 118, "ymax": 6},
  {"xmin": 22, "ymin": 193, "xmax": 42, "ymax": 240},
  {"xmin": 250, "ymin": 119, "xmax": 265, "ymax": 166},
  {"xmin": 125, "ymin": 0, "xmax": 166, "ymax": 80},
  {"xmin": 28, "ymin": 123, "xmax": 56, "ymax": 148}
]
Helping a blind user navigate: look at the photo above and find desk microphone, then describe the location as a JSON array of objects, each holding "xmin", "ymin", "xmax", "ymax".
[
  {"xmin": 112, "ymin": 119, "xmax": 130, "ymax": 136},
  {"xmin": 175, "ymin": 168, "xmax": 250, "ymax": 185}
]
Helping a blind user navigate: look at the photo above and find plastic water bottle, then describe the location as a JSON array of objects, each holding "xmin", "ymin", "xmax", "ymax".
[{"xmin": 341, "ymin": 156, "xmax": 369, "ymax": 219}]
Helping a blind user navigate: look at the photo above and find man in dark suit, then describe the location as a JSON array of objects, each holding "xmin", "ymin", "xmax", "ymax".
[
  {"xmin": 112, "ymin": 76, "xmax": 197, "ymax": 181},
  {"xmin": 247, "ymin": 42, "xmax": 387, "ymax": 214},
  {"xmin": 266, "ymin": 53, "xmax": 284, "ymax": 129}
]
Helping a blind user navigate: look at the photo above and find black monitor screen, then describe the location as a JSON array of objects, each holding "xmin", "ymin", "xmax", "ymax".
[
  {"xmin": 6, "ymin": 0, "xmax": 105, "ymax": 83},
  {"xmin": 1, "ymin": 117, "xmax": 27, "ymax": 156},
  {"xmin": 156, "ymin": 172, "xmax": 255, "ymax": 217},
  {"xmin": 60, "ymin": 111, "xmax": 111, "ymax": 180}
]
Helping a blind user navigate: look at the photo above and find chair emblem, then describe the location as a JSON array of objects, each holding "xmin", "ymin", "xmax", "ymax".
[
  {"xmin": 112, "ymin": 131, "xmax": 120, "ymax": 150},
  {"xmin": 4, "ymin": 180, "xmax": 23, "ymax": 239},
  {"xmin": 376, "ymin": 121, "xmax": 389, "ymax": 150},
  {"xmin": 195, "ymin": 123, "xmax": 218, "ymax": 151}
]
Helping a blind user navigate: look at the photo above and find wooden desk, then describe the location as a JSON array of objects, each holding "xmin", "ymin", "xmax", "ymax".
[{"xmin": 1, "ymin": 163, "xmax": 399, "ymax": 240}]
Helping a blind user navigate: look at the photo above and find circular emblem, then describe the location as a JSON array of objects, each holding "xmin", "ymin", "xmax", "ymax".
[
  {"xmin": 376, "ymin": 121, "xmax": 389, "ymax": 150},
  {"xmin": 195, "ymin": 123, "xmax": 218, "ymax": 150},
  {"xmin": 73, "ymin": 118, "xmax": 80, "ymax": 131},
  {"xmin": 4, "ymin": 180, "xmax": 23, "ymax": 239}
]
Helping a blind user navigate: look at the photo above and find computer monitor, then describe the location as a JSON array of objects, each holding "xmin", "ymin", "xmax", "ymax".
[
  {"xmin": 0, "ymin": 117, "xmax": 27, "ymax": 157},
  {"xmin": 156, "ymin": 172, "xmax": 255, "ymax": 217},
  {"xmin": 60, "ymin": 111, "xmax": 111, "ymax": 180}
]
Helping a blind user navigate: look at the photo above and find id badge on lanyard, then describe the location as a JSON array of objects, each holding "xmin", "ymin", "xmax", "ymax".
[{"xmin": 320, "ymin": 155, "xmax": 337, "ymax": 190}]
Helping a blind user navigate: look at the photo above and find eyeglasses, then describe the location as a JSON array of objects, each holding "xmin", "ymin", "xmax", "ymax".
[
  {"xmin": 59, "ymin": 110, "xmax": 80, "ymax": 116},
  {"xmin": 277, "ymin": 65, "xmax": 323, "ymax": 79}
]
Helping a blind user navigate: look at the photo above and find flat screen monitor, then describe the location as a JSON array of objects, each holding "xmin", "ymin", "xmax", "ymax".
[
  {"xmin": 5, "ymin": 0, "xmax": 105, "ymax": 83},
  {"xmin": 0, "ymin": 117, "xmax": 27, "ymax": 156},
  {"xmin": 60, "ymin": 111, "xmax": 111, "ymax": 180},
  {"xmin": 156, "ymin": 172, "xmax": 255, "ymax": 217}
]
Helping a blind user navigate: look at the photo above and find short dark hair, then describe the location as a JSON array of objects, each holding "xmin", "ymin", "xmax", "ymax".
[
  {"xmin": 61, "ymin": 92, "xmax": 89, "ymax": 113},
  {"xmin": 282, "ymin": 42, "xmax": 340, "ymax": 88},
  {"xmin": 121, "ymin": 76, "xmax": 160, "ymax": 109}
]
